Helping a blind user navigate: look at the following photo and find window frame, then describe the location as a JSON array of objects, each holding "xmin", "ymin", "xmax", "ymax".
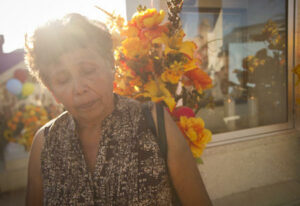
[{"xmin": 207, "ymin": 0, "xmax": 296, "ymax": 146}]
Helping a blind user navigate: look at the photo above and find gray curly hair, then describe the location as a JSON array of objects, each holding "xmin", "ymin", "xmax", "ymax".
[{"xmin": 25, "ymin": 13, "xmax": 114, "ymax": 86}]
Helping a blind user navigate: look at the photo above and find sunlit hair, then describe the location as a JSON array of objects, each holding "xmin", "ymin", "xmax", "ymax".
[{"xmin": 25, "ymin": 13, "xmax": 114, "ymax": 86}]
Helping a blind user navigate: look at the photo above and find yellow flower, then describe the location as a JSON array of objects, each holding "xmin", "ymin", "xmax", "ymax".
[
  {"xmin": 138, "ymin": 79, "xmax": 176, "ymax": 111},
  {"xmin": 122, "ymin": 25, "xmax": 139, "ymax": 38},
  {"xmin": 152, "ymin": 29, "xmax": 196, "ymax": 59},
  {"xmin": 131, "ymin": 8, "xmax": 165, "ymax": 29},
  {"xmin": 183, "ymin": 59, "xmax": 199, "ymax": 72},
  {"xmin": 122, "ymin": 37, "xmax": 150, "ymax": 59},
  {"xmin": 177, "ymin": 116, "xmax": 212, "ymax": 158},
  {"xmin": 161, "ymin": 61, "xmax": 184, "ymax": 84},
  {"xmin": 161, "ymin": 59, "xmax": 197, "ymax": 84},
  {"xmin": 161, "ymin": 69, "xmax": 182, "ymax": 84},
  {"xmin": 190, "ymin": 144, "xmax": 203, "ymax": 158}
]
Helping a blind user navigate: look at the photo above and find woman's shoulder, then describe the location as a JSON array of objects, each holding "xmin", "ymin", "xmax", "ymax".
[
  {"xmin": 31, "ymin": 112, "xmax": 65, "ymax": 144},
  {"xmin": 37, "ymin": 111, "xmax": 74, "ymax": 148},
  {"xmin": 116, "ymin": 94, "xmax": 139, "ymax": 108},
  {"xmin": 42, "ymin": 111, "xmax": 70, "ymax": 134},
  {"xmin": 115, "ymin": 94, "xmax": 141, "ymax": 115},
  {"xmin": 116, "ymin": 94, "xmax": 154, "ymax": 113}
]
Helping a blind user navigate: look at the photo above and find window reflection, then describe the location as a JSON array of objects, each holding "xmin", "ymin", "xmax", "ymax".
[{"xmin": 181, "ymin": 0, "xmax": 287, "ymax": 133}]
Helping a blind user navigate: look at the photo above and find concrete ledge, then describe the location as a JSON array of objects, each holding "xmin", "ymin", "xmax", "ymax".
[
  {"xmin": 198, "ymin": 130, "xmax": 300, "ymax": 199},
  {"xmin": 212, "ymin": 179, "xmax": 300, "ymax": 206},
  {"xmin": 0, "ymin": 188, "xmax": 26, "ymax": 206},
  {"xmin": 0, "ymin": 159, "xmax": 28, "ymax": 193}
]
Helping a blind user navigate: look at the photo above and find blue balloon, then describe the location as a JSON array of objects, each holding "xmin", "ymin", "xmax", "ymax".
[{"xmin": 6, "ymin": 78, "xmax": 23, "ymax": 95}]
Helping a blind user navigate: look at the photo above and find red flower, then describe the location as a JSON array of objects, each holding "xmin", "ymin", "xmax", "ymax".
[{"xmin": 169, "ymin": 106, "xmax": 195, "ymax": 121}]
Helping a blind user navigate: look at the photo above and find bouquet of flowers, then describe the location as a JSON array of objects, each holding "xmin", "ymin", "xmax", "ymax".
[
  {"xmin": 4, "ymin": 105, "xmax": 49, "ymax": 150},
  {"xmin": 99, "ymin": 1, "xmax": 212, "ymax": 162},
  {"xmin": 0, "ymin": 69, "xmax": 62, "ymax": 151}
]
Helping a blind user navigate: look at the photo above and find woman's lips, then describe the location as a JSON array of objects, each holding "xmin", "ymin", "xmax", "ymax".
[{"xmin": 76, "ymin": 99, "xmax": 99, "ymax": 110}]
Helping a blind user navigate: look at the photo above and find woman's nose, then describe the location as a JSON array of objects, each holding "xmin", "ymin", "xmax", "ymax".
[{"xmin": 72, "ymin": 76, "xmax": 87, "ymax": 95}]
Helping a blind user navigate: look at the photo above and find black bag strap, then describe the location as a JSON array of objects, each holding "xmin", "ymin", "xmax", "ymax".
[
  {"xmin": 142, "ymin": 103, "xmax": 157, "ymax": 137},
  {"xmin": 156, "ymin": 102, "xmax": 168, "ymax": 160},
  {"xmin": 142, "ymin": 102, "xmax": 182, "ymax": 206},
  {"xmin": 142, "ymin": 102, "xmax": 167, "ymax": 159}
]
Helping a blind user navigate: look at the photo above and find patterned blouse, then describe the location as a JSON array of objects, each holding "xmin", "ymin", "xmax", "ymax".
[{"xmin": 41, "ymin": 94, "xmax": 174, "ymax": 205}]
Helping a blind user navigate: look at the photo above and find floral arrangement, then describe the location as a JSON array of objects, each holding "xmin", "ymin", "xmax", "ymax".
[
  {"xmin": 98, "ymin": 1, "xmax": 212, "ymax": 162},
  {"xmin": 232, "ymin": 20, "xmax": 286, "ymax": 102},
  {"xmin": 243, "ymin": 20, "xmax": 285, "ymax": 73},
  {"xmin": 4, "ymin": 105, "xmax": 49, "ymax": 150},
  {"xmin": 0, "ymin": 68, "xmax": 62, "ymax": 151}
]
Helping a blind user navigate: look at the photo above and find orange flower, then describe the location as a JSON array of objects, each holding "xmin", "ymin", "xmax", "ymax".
[
  {"xmin": 131, "ymin": 8, "xmax": 165, "ymax": 29},
  {"xmin": 12, "ymin": 116, "xmax": 19, "ymax": 122},
  {"xmin": 113, "ymin": 65, "xmax": 142, "ymax": 97},
  {"xmin": 8, "ymin": 121, "xmax": 17, "ymax": 130},
  {"xmin": 141, "ymin": 25, "xmax": 168, "ymax": 42},
  {"xmin": 184, "ymin": 68, "xmax": 212, "ymax": 94},
  {"xmin": 177, "ymin": 116, "xmax": 212, "ymax": 158},
  {"xmin": 5, "ymin": 104, "xmax": 50, "ymax": 150}
]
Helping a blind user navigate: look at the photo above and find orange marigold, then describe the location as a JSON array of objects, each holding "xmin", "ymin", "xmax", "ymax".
[
  {"xmin": 177, "ymin": 116, "xmax": 212, "ymax": 158},
  {"xmin": 184, "ymin": 68, "xmax": 212, "ymax": 94}
]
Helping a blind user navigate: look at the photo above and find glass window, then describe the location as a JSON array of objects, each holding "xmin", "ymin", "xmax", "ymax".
[{"xmin": 180, "ymin": 0, "xmax": 288, "ymax": 133}]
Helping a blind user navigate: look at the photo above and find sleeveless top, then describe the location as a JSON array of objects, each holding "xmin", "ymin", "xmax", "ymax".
[{"xmin": 41, "ymin": 94, "xmax": 174, "ymax": 205}]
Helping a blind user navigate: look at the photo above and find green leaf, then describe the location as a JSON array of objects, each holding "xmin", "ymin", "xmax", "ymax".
[{"xmin": 196, "ymin": 157, "xmax": 203, "ymax": 164}]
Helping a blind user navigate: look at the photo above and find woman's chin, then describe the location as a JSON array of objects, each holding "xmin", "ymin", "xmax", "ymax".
[{"xmin": 74, "ymin": 103, "xmax": 113, "ymax": 124}]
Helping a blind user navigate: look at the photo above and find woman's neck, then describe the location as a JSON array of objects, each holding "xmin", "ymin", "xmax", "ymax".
[
  {"xmin": 77, "ymin": 102, "xmax": 115, "ymax": 134},
  {"xmin": 75, "ymin": 94, "xmax": 117, "ymax": 136},
  {"xmin": 77, "ymin": 108, "xmax": 113, "ymax": 133}
]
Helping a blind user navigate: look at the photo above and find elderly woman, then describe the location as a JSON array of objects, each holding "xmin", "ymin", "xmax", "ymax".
[{"xmin": 25, "ymin": 13, "xmax": 212, "ymax": 206}]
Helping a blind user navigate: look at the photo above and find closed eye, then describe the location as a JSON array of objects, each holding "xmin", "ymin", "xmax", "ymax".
[
  {"xmin": 81, "ymin": 66, "xmax": 97, "ymax": 75},
  {"xmin": 55, "ymin": 74, "xmax": 70, "ymax": 84}
]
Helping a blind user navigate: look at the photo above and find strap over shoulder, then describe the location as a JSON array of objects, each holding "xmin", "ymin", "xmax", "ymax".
[
  {"xmin": 141, "ymin": 102, "xmax": 157, "ymax": 137},
  {"xmin": 142, "ymin": 102, "xmax": 182, "ymax": 206},
  {"xmin": 156, "ymin": 102, "xmax": 168, "ymax": 161},
  {"xmin": 141, "ymin": 102, "xmax": 167, "ymax": 160}
]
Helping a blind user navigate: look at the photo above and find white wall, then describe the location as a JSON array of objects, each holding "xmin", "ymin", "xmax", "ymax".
[{"xmin": 199, "ymin": 130, "xmax": 300, "ymax": 199}]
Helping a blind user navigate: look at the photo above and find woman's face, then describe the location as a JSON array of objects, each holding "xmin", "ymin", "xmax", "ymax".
[{"xmin": 47, "ymin": 48, "xmax": 115, "ymax": 123}]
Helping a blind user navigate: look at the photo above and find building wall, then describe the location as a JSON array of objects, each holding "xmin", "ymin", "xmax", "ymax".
[{"xmin": 199, "ymin": 130, "xmax": 300, "ymax": 200}]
